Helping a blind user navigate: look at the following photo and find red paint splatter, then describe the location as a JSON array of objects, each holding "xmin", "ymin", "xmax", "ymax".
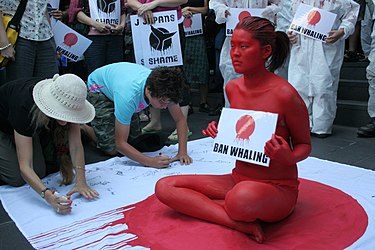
[
  {"xmin": 238, "ymin": 11, "xmax": 251, "ymax": 22},
  {"xmin": 183, "ymin": 18, "xmax": 192, "ymax": 28},
  {"xmin": 235, "ymin": 115, "xmax": 255, "ymax": 140},
  {"xmin": 63, "ymin": 33, "xmax": 78, "ymax": 47},
  {"xmin": 122, "ymin": 179, "xmax": 368, "ymax": 249},
  {"xmin": 28, "ymin": 179, "xmax": 368, "ymax": 249},
  {"xmin": 307, "ymin": 10, "xmax": 321, "ymax": 26}
]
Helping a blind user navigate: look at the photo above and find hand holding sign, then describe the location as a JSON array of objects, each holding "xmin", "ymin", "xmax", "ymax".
[
  {"xmin": 325, "ymin": 29, "xmax": 345, "ymax": 44},
  {"xmin": 202, "ymin": 121, "xmax": 218, "ymax": 138},
  {"xmin": 137, "ymin": 1, "xmax": 159, "ymax": 16},
  {"xmin": 264, "ymin": 134, "xmax": 295, "ymax": 166}
]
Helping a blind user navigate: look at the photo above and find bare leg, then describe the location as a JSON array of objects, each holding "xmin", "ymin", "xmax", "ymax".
[
  {"xmin": 348, "ymin": 22, "xmax": 361, "ymax": 53},
  {"xmin": 168, "ymin": 105, "xmax": 191, "ymax": 141},
  {"xmin": 81, "ymin": 124, "xmax": 118, "ymax": 156},
  {"xmin": 200, "ymin": 84, "xmax": 209, "ymax": 105},
  {"xmin": 155, "ymin": 175, "xmax": 264, "ymax": 243},
  {"xmin": 142, "ymin": 106, "xmax": 162, "ymax": 131}
]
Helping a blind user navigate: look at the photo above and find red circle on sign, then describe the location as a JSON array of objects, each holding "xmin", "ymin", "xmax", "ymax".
[
  {"xmin": 183, "ymin": 18, "xmax": 192, "ymax": 28},
  {"xmin": 307, "ymin": 10, "xmax": 321, "ymax": 26},
  {"xmin": 235, "ymin": 115, "xmax": 255, "ymax": 140},
  {"xmin": 238, "ymin": 11, "xmax": 251, "ymax": 22},
  {"xmin": 64, "ymin": 33, "xmax": 78, "ymax": 47}
]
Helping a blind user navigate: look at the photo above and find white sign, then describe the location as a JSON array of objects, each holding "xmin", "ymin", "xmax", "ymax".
[
  {"xmin": 49, "ymin": 0, "xmax": 59, "ymax": 9},
  {"xmin": 52, "ymin": 21, "xmax": 92, "ymax": 62},
  {"xmin": 183, "ymin": 13, "xmax": 203, "ymax": 37},
  {"xmin": 212, "ymin": 108, "xmax": 278, "ymax": 167},
  {"xmin": 131, "ymin": 10, "xmax": 183, "ymax": 68},
  {"xmin": 226, "ymin": 8, "xmax": 264, "ymax": 36},
  {"xmin": 88, "ymin": 0, "xmax": 121, "ymax": 27},
  {"xmin": 289, "ymin": 3, "xmax": 337, "ymax": 43}
]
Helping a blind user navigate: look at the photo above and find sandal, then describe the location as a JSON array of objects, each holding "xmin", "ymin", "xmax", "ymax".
[
  {"xmin": 167, "ymin": 129, "xmax": 192, "ymax": 143},
  {"xmin": 142, "ymin": 127, "xmax": 162, "ymax": 134},
  {"xmin": 199, "ymin": 103, "xmax": 211, "ymax": 113},
  {"xmin": 139, "ymin": 112, "xmax": 150, "ymax": 122}
]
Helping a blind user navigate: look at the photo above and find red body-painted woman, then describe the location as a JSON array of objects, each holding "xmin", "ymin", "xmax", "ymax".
[{"xmin": 155, "ymin": 16, "xmax": 311, "ymax": 243}]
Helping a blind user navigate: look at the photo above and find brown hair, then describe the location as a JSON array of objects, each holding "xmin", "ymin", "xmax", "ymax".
[
  {"xmin": 146, "ymin": 67, "xmax": 185, "ymax": 103},
  {"xmin": 30, "ymin": 104, "xmax": 50, "ymax": 133},
  {"xmin": 30, "ymin": 105, "xmax": 74, "ymax": 185},
  {"xmin": 235, "ymin": 16, "xmax": 290, "ymax": 72}
]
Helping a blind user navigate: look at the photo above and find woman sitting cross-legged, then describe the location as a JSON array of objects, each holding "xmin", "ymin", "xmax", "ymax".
[{"xmin": 155, "ymin": 16, "xmax": 311, "ymax": 243}]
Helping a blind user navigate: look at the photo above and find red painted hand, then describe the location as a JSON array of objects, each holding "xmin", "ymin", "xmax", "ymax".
[
  {"xmin": 202, "ymin": 121, "xmax": 218, "ymax": 138},
  {"xmin": 264, "ymin": 134, "xmax": 295, "ymax": 166}
]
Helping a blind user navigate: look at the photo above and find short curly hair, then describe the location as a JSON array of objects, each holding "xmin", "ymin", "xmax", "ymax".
[{"xmin": 146, "ymin": 67, "xmax": 185, "ymax": 104}]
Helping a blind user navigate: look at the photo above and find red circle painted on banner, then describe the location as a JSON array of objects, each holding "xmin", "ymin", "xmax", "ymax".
[
  {"xmin": 235, "ymin": 115, "xmax": 255, "ymax": 140},
  {"xmin": 119, "ymin": 178, "xmax": 368, "ymax": 249},
  {"xmin": 183, "ymin": 18, "xmax": 193, "ymax": 28},
  {"xmin": 238, "ymin": 11, "xmax": 251, "ymax": 22},
  {"xmin": 63, "ymin": 33, "xmax": 78, "ymax": 47},
  {"xmin": 307, "ymin": 10, "xmax": 321, "ymax": 26}
]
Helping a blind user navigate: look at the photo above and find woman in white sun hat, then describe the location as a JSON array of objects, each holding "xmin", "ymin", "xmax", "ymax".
[{"xmin": 0, "ymin": 74, "xmax": 98, "ymax": 214}]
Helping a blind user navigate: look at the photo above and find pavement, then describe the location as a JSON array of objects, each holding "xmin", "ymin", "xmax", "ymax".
[{"xmin": 1, "ymin": 107, "xmax": 375, "ymax": 249}]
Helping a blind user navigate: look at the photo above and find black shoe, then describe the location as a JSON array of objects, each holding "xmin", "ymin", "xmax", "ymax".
[
  {"xmin": 209, "ymin": 105, "xmax": 222, "ymax": 116},
  {"xmin": 311, "ymin": 132, "xmax": 331, "ymax": 138},
  {"xmin": 357, "ymin": 119, "xmax": 375, "ymax": 137},
  {"xmin": 357, "ymin": 52, "xmax": 368, "ymax": 62},
  {"xmin": 188, "ymin": 105, "xmax": 194, "ymax": 116},
  {"xmin": 199, "ymin": 103, "xmax": 211, "ymax": 113},
  {"xmin": 344, "ymin": 51, "xmax": 359, "ymax": 62}
]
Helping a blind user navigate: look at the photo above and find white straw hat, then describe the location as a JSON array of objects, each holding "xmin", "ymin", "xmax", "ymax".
[{"xmin": 33, "ymin": 74, "xmax": 95, "ymax": 124}]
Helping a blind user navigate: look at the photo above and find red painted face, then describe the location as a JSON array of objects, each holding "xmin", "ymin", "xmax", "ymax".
[{"xmin": 230, "ymin": 29, "xmax": 268, "ymax": 74}]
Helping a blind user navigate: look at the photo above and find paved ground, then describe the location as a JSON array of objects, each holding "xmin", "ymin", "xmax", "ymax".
[{"xmin": 1, "ymin": 107, "xmax": 375, "ymax": 249}]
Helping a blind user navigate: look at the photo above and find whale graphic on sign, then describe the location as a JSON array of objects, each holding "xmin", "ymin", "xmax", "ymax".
[
  {"xmin": 97, "ymin": 0, "xmax": 117, "ymax": 13},
  {"xmin": 149, "ymin": 25, "xmax": 176, "ymax": 51}
]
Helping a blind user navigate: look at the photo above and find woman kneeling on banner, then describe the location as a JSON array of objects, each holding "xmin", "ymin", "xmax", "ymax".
[
  {"xmin": 155, "ymin": 16, "xmax": 311, "ymax": 243},
  {"xmin": 0, "ymin": 74, "xmax": 99, "ymax": 214}
]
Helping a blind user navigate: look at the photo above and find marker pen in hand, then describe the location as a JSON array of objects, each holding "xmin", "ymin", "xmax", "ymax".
[{"xmin": 52, "ymin": 191, "xmax": 71, "ymax": 205}]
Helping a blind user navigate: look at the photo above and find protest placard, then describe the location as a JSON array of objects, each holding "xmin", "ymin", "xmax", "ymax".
[
  {"xmin": 289, "ymin": 3, "xmax": 336, "ymax": 42},
  {"xmin": 131, "ymin": 10, "xmax": 182, "ymax": 68},
  {"xmin": 52, "ymin": 21, "xmax": 92, "ymax": 62},
  {"xmin": 212, "ymin": 108, "xmax": 277, "ymax": 166},
  {"xmin": 183, "ymin": 13, "xmax": 203, "ymax": 37},
  {"xmin": 226, "ymin": 8, "xmax": 263, "ymax": 36}
]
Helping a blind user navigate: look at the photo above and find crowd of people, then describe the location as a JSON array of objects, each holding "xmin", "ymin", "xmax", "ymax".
[{"xmin": 0, "ymin": 0, "xmax": 373, "ymax": 243}]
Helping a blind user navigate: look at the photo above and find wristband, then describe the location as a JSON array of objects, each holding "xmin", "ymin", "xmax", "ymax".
[
  {"xmin": 0, "ymin": 43, "xmax": 12, "ymax": 51},
  {"xmin": 75, "ymin": 165, "xmax": 85, "ymax": 170},
  {"xmin": 40, "ymin": 187, "xmax": 51, "ymax": 199}
]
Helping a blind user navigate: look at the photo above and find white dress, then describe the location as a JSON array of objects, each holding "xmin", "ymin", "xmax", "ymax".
[{"xmin": 366, "ymin": 5, "xmax": 375, "ymax": 118}]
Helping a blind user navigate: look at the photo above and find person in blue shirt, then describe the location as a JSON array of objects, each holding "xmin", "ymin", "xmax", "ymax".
[{"xmin": 83, "ymin": 62, "xmax": 192, "ymax": 168}]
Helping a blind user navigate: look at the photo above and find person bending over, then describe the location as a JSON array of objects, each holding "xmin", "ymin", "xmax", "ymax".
[
  {"xmin": 155, "ymin": 16, "xmax": 311, "ymax": 243},
  {"xmin": 83, "ymin": 62, "xmax": 192, "ymax": 169},
  {"xmin": 0, "ymin": 74, "xmax": 99, "ymax": 214}
]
